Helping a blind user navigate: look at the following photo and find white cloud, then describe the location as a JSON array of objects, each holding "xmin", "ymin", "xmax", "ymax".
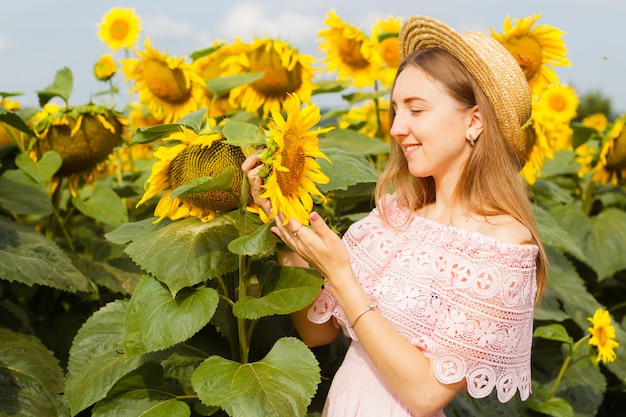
[
  {"xmin": 144, "ymin": 13, "xmax": 195, "ymax": 39},
  {"xmin": 217, "ymin": 3, "xmax": 320, "ymax": 45}
]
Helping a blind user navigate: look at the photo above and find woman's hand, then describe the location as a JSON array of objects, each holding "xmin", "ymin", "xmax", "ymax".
[
  {"xmin": 241, "ymin": 150, "xmax": 272, "ymax": 217},
  {"xmin": 271, "ymin": 211, "xmax": 352, "ymax": 283}
]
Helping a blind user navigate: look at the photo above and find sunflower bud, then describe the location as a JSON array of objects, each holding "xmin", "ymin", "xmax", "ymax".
[
  {"xmin": 94, "ymin": 54, "xmax": 117, "ymax": 81},
  {"xmin": 606, "ymin": 126, "xmax": 626, "ymax": 171}
]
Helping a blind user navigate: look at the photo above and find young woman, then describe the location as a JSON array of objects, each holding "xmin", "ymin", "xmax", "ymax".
[{"xmin": 243, "ymin": 15, "xmax": 547, "ymax": 417}]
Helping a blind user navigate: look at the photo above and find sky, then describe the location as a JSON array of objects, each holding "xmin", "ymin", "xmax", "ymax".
[{"xmin": 0, "ymin": 0, "xmax": 622, "ymax": 115}]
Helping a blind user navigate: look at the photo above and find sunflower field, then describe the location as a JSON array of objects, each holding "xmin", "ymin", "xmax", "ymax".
[{"xmin": 1, "ymin": 8, "xmax": 625, "ymax": 417}]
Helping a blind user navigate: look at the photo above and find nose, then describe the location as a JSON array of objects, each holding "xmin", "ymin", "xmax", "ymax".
[{"xmin": 390, "ymin": 111, "xmax": 408, "ymax": 141}]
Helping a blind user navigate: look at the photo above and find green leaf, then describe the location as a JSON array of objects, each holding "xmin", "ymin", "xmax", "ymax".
[
  {"xmin": 533, "ymin": 324, "xmax": 573, "ymax": 344},
  {"xmin": 0, "ymin": 216, "xmax": 93, "ymax": 292},
  {"xmin": 169, "ymin": 168, "xmax": 234, "ymax": 199},
  {"xmin": 527, "ymin": 396, "xmax": 573, "ymax": 417},
  {"xmin": 0, "ymin": 170, "xmax": 52, "ymax": 216},
  {"xmin": 233, "ymin": 263, "xmax": 323, "ymax": 319},
  {"xmin": 0, "ymin": 328, "xmax": 66, "ymax": 417},
  {"xmin": 124, "ymin": 275, "xmax": 219, "ymax": 358},
  {"xmin": 175, "ymin": 108, "xmax": 207, "ymax": 132},
  {"xmin": 227, "ymin": 219, "xmax": 278, "ymax": 258},
  {"xmin": 311, "ymin": 79, "xmax": 350, "ymax": 95},
  {"xmin": 72, "ymin": 184, "xmax": 128, "ymax": 227},
  {"xmin": 15, "ymin": 151, "xmax": 62, "ymax": 185},
  {"xmin": 131, "ymin": 124, "xmax": 183, "ymax": 145},
  {"xmin": 222, "ymin": 119, "xmax": 265, "ymax": 148},
  {"xmin": 317, "ymin": 147, "xmax": 380, "ymax": 193},
  {"xmin": 36, "ymin": 67, "xmax": 73, "ymax": 106},
  {"xmin": 191, "ymin": 337, "xmax": 320, "ymax": 417},
  {"xmin": 65, "ymin": 300, "xmax": 172, "ymax": 416},
  {"xmin": 551, "ymin": 205, "xmax": 626, "ymax": 280},
  {"xmin": 320, "ymin": 128, "xmax": 390, "ymax": 155},
  {"xmin": 190, "ymin": 43, "xmax": 224, "ymax": 61},
  {"xmin": 93, "ymin": 392, "xmax": 190, "ymax": 417},
  {"xmin": 0, "ymin": 105, "xmax": 37, "ymax": 137},
  {"xmin": 124, "ymin": 216, "xmax": 239, "ymax": 294},
  {"xmin": 104, "ymin": 218, "xmax": 161, "ymax": 245},
  {"xmin": 206, "ymin": 72, "xmax": 265, "ymax": 98},
  {"xmin": 535, "ymin": 205, "xmax": 586, "ymax": 263},
  {"xmin": 92, "ymin": 363, "xmax": 190, "ymax": 417}
]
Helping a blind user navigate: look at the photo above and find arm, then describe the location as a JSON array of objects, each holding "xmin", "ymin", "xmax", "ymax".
[{"xmin": 273, "ymin": 212, "xmax": 467, "ymax": 416}]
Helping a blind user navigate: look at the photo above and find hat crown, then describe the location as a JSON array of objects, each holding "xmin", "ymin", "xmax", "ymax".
[{"xmin": 399, "ymin": 16, "xmax": 532, "ymax": 158}]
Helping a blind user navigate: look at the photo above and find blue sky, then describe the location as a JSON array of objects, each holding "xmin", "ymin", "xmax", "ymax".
[{"xmin": 1, "ymin": 0, "xmax": 622, "ymax": 114}]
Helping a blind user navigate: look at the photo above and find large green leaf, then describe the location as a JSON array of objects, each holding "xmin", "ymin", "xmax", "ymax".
[
  {"xmin": 15, "ymin": 151, "xmax": 62, "ymax": 185},
  {"xmin": 206, "ymin": 72, "xmax": 265, "ymax": 98},
  {"xmin": 169, "ymin": 168, "xmax": 234, "ymax": 199},
  {"xmin": 124, "ymin": 275, "xmax": 219, "ymax": 358},
  {"xmin": 320, "ymin": 128, "xmax": 389, "ymax": 156},
  {"xmin": 191, "ymin": 337, "xmax": 320, "ymax": 417},
  {"xmin": 222, "ymin": 119, "xmax": 265, "ymax": 148},
  {"xmin": 0, "ymin": 169, "xmax": 52, "ymax": 216},
  {"xmin": 104, "ymin": 218, "xmax": 161, "ymax": 245},
  {"xmin": 534, "ymin": 205, "xmax": 585, "ymax": 263},
  {"xmin": 551, "ymin": 206, "xmax": 626, "ymax": 280},
  {"xmin": 124, "ymin": 216, "xmax": 240, "ymax": 295},
  {"xmin": 72, "ymin": 184, "xmax": 128, "ymax": 227},
  {"xmin": 65, "ymin": 300, "xmax": 172, "ymax": 416},
  {"xmin": 0, "ymin": 216, "xmax": 92, "ymax": 292},
  {"xmin": 0, "ymin": 328, "xmax": 67, "ymax": 417},
  {"xmin": 317, "ymin": 147, "xmax": 380, "ymax": 193},
  {"xmin": 233, "ymin": 263, "xmax": 323, "ymax": 319},
  {"xmin": 92, "ymin": 363, "xmax": 190, "ymax": 417},
  {"xmin": 545, "ymin": 247, "xmax": 626, "ymax": 381}
]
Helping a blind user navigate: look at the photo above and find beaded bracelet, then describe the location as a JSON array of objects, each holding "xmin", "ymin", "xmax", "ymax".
[{"xmin": 349, "ymin": 302, "xmax": 378, "ymax": 328}]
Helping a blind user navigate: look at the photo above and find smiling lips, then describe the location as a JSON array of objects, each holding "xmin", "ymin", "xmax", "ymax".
[{"xmin": 403, "ymin": 143, "xmax": 422, "ymax": 157}]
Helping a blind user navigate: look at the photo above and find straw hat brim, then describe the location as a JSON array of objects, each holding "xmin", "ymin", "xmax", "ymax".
[{"xmin": 398, "ymin": 16, "xmax": 532, "ymax": 158}]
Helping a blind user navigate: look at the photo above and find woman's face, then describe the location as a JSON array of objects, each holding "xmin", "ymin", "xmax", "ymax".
[{"xmin": 390, "ymin": 65, "xmax": 475, "ymax": 182}]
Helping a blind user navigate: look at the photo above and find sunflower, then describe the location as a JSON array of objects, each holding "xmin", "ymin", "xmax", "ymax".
[
  {"xmin": 226, "ymin": 38, "xmax": 316, "ymax": 118},
  {"xmin": 318, "ymin": 9, "xmax": 380, "ymax": 89},
  {"xmin": 33, "ymin": 104, "xmax": 127, "ymax": 178},
  {"xmin": 490, "ymin": 14, "xmax": 570, "ymax": 96},
  {"xmin": 582, "ymin": 113, "xmax": 609, "ymax": 132},
  {"xmin": 371, "ymin": 16, "xmax": 401, "ymax": 87},
  {"xmin": 97, "ymin": 7, "xmax": 142, "ymax": 51},
  {"xmin": 120, "ymin": 38, "xmax": 205, "ymax": 124},
  {"xmin": 592, "ymin": 115, "xmax": 626, "ymax": 186},
  {"xmin": 258, "ymin": 95, "xmax": 333, "ymax": 225},
  {"xmin": 192, "ymin": 40, "xmax": 245, "ymax": 117},
  {"xmin": 94, "ymin": 54, "xmax": 117, "ymax": 81},
  {"xmin": 574, "ymin": 141, "xmax": 599, "ymax": 178},
  {"xmin": 587, "ymin": 308, "xmax": 619, "ymax": 364},
  {"xmin": 136, "ymin": 127, "xmax": 247, "ymax": 223}
]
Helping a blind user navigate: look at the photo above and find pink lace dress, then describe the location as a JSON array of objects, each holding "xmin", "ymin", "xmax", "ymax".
[{"xmin": 308, "ymin": 195, "xmax": 538, "ymax": 417}]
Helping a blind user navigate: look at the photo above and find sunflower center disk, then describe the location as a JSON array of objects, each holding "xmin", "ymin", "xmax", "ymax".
[
  {"xmin": 168, "ymin": 141, "xmax": 245, "ymax": 213},
  {"xmin": 507, "ymin": 37, "xmax": 543, "ymax": 82},
  {"xmin": 249, "ymin": 48, "xmax": 303, "ymax": 98},
  {"xmin": 276, "ymin": 131, "xmax": 306, "ymax": 196},
  {"xmin": 111, "ymin": 19, "xmax": 130, "ymax": 40},
  {"xmin": 143, "ymin": 59, "xmax": 192, "ymax": 104},
  {"xmin": 339, "ymin": 38, "xmax": 370, "ymax": 69}
]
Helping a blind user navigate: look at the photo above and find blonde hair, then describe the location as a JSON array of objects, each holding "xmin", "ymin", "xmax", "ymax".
[{"xmin": 375, "ymin": 47, "xmax": 547, "ymax": 302}]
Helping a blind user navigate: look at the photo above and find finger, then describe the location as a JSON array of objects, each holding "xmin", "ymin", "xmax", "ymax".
[
  {"xmin": 309, "ymin": 211, "xmax": 333, "ymax": 239},
  {"xmin": 241, "ymin": 153, "xmax": 261, "ymax": 173}
]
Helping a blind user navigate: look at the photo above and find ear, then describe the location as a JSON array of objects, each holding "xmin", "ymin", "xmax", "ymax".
[{"xmin": 466, "ymin": 105, "xmax": 484, "ymax": 140}]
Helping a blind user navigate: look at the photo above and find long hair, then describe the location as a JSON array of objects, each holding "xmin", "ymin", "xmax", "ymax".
[{"xmin": 375, "ymin": 47, "xmax": 547, "ymax": 302}]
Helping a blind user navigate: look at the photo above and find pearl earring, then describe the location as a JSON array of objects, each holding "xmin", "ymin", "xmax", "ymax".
[{"xmin": 468, "ymin": 133, "xmax": 475, "ymax": 146}]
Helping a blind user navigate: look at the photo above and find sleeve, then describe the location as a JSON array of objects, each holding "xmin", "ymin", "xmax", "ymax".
[{"xmin": 410, "ymin": 253, "xmax": 538, "ymax": 403}]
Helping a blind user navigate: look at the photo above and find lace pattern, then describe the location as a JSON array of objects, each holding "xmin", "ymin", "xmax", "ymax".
[{"xmin": 308, "ymin": 195, "xmax": 538, "ymax": 402}]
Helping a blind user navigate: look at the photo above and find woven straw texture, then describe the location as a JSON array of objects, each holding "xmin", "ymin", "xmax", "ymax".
[{"xmin": 398, "ymin": 16, "xmax": 532, "ymax": 158}]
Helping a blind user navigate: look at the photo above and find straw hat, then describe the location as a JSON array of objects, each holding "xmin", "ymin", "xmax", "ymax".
[{"xmin": 398, "ymin": 16, "xmax": 532, "ymax": 159}]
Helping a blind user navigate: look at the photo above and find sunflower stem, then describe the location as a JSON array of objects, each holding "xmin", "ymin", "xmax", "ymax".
[
  {"xmin": 546, "ymin": 334, "xmax": 590, "ymax": 401},
  {"xmin": 236, "ymin": 173, "xmax": 253, "ymax": 363}
]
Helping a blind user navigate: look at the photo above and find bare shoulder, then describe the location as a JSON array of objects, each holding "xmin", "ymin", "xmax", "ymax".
[{"xmin": 478, "ymin": 214, "xmax": 533, "ymax": 245}]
